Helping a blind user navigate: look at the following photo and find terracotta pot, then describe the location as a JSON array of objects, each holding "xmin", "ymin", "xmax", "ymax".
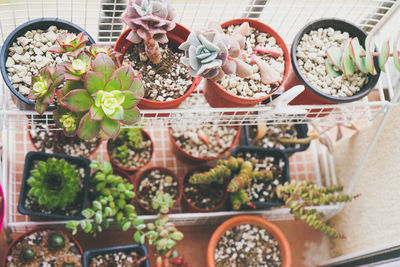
[
  {"xmin": 206, "ymin": 215, "xmax": 292, "ymax": 267},
  {"xmin": 285, "ymin": 18, "xmax": 380, "ymax": 106},
  {"xmin": 168, "ymin": 126, "xmax": 241, "ymax": 164},
  {"xmin": 204, "ymin": 18, "xmax": 290, "ymax": 108},
  {"xmin": 27, "ymin": 123, "xmax": 102, "ymax": 158},
  {"xmin": 2, "ymin": 227, "xmax": 83, "ymax": 267},
  {"xmin": 182, "ymin": 166, "xmax": 228, "ymax": 213},
  {"xmin": 134, "ymin": 167, "xmax": 183, "ymax": 214},
  {"xmin": 114, "ymin": 23, "xmax": 202, "ymax": 110},
  {"xmin": 107, "ymin": 129, "xmax": 154, "ymax": 173}
]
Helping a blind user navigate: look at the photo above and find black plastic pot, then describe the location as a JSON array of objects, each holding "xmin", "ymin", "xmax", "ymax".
[
  {"xmin": 231, "ymin": 146, "xmax": 290, "ymax": 210},
  {"xmin": 83, "ymin": 244, "xmax": 149, "ymax": 267},
  {"xmin": 285, "ymin": 18, "xmax": 381, "ymax": 104},
  {"xmin": 243, "ymin": 123, "xmax": 310, "ymax": 155},
  {"xmin": 18, "ymin": 151, "xmax": 91, "ymax": 220},
  {"xmin": 0, "ymin": 17, "xmax": 95, "ymax": 111}
]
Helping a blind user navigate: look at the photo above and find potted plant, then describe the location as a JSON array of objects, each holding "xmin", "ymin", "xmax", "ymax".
[
  {"xmin": 284, "ymin": 18, "xmax": 381, "ymax": 105},
  {"xmin": 28, "ymin": 119, "xmax": 102, "ymax": 157},
  {"xmin": 207, "ymin": 215, "xmax": 292, "ymax": 267},
  {"xmin": 107, "ymin": 126, "xmax": 154, "ymax": 172},
  {"xmin": 182, "ymin": 166, "xmax": 228, "ymax": 213},
  {"xmin": 243, "ymin": 122, "xmax": 310, "ymax": 155},
  {"xmin": 83, "ymin": 244, "xmax": 149, "ymax": 267},
  {"xmin": 0, "ymin": 17, "xmax": 95, "ymax": 111},
  {"xmin": 115, "ymin": 0, "xmax": 202, "ymax": 110},
  {"xmin": 18, "ymin": 151, "xmax": 91, "ymax": 220},
  {"xmin": 3, "ymin": 227, "xmax": 83, "ymax": 267},
  {"xmin": 179, "ymin": 19, "xmax": 290, "ymax": 108},
  {"xmin": 134, "ymin": 167, "xmax": 182, "ymax": 214}
]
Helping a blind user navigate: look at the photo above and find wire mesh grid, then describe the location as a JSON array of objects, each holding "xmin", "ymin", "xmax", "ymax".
[{"xmin": 2, "ymin": 117, "xmax": 340, "ymax": 232}]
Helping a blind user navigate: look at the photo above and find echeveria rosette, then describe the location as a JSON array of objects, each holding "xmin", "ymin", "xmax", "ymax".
[
  {"xmin": 29, "ymin": 66, "xmax": 65, "ymax": 115},
  {"xmin": 87, "ymin": 44, "xmax": 122, "ymax": 62},
  {"xmin": 49, "ymin": 32, "xmax": 89, "ymax": 55},
  {"xmin": 64, "ymin": 51, "xmax": 92, "ymax": 80},
  {"xmin": 61, "ymin": 53, "xmax": 144, "ymax": 140},
  {"xmin": 53, "ymin": 107, "xmax": 82, "ymax": 137}
]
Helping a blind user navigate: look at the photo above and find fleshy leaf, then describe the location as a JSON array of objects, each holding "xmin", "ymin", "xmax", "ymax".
[
  {"xmin": 85, "ymin": 71, "xmax": 106, "ymax": 94},
  {"xmin": 90, "ymin": 105, "xmax": 105, "ymax": 121},
  {"xmin": 393, "ymin": 32, "xmax": 400, "ymax": 72},
  {"xmin": 378, "ymin": 38, "xmax": 390, "ymax": 72},
  {"xmin": 121, "ymin": 91, "xmax": 139, "ymax": 109},
  {"xmin": 78, "ymin": 112, "xmax": 101, "ymax": 140},
  {"xmin": 62, "ymin": 89, "xmax": 93, "ymax": 112},
  {"xmin": 101, "ymin": 116, "xmax": 120, "ymax": 138},
  {"xmin": 92, "ymin": 53, "xmax": 116, "ymax": 80},
  {"xmin": 115, "ymin": 65, "xmax": 135, "ymax": 90},
  {"xmin": 326, "ymin": 59, "xmax": 341, "ymax": 78},
  {"xmin": 104, "ymin": 73, "xmax": 122, "ymax": 92},
  {"xmin": 35, "ymin": 98, "xmax": 48, "ymax": 115},
  {"xmin": 123, "ymin": 107, "xmax": 140, "ymax": 125},
  {"xmin": 365, "ymin": 35, "xmax": 376, "ymax": 75},
  {"xmin": 341, "ymin": 39, "xmax": 355, "ymax": 76},
  {"xmin": 108, "ymin": 106, "xmax": 124, "ymax": 121},
  {"xmin": 127, "ymin": 78, "xmax": 144, "ymax": 97},
  {"xmin": 350, "ymin": 38, "xmax": 368, "ymax": 73},
  {"xmin": 326, "ymin": 46, "xmax": 342, "ymax": 70}
]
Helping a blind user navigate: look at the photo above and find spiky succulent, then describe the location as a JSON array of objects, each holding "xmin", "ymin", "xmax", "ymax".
[
  {"xmin": 29, "ymin": 66, "xmax": 64, "ymax": 115},
  {"xmin": 59, "ymin": 53, "xmax": 143, "ymax": 140},
  {"xmin": 27, "ymin": 158, "xmax": 81, "ymax": 210},
  {"xmin": 179, "ymin": 22, "xmax": 253, "ymax": 81},
  {"xmin": 49, "ymin": 32, "xmax": 89, "ymax": 55},
  {"xmin": 326, "ymin": 33, "xmax": 400, "ymax": 77},
  {"xmin": 122, "ymin": 0, "xmax": 176, "ymax": 64}
]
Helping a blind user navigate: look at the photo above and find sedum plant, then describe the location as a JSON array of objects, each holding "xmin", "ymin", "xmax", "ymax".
[
  {"xmin": 326, "ymin": 33, "xmax": 400, "ymax": 77},
  {"xmin": 30, "ymin": 31, "xmax": 144, "ymax": 140},
  {"xmin": 66, "ymin": 158, "xmax": 137, "ymax": 236},
  {"xmin": 28, "ymin": 158, "xmax": 81, "ymax": 210},
  {"xmin": 122, "ymin": 0, "xmax": 176, "ymax": 64},
  {"xmin": 179, "ymin": 22, "xmax": 253, "ymax": 81},
  {"xmin": 190, "ymin": 155, "xmax": 359, "ymax": 239}
]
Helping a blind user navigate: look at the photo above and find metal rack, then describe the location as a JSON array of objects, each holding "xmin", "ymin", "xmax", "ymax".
[{"xmin": 0, "ymin": 0, "xmax": 399, "ymax": 237}]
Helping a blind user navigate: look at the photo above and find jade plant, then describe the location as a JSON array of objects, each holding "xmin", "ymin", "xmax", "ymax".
[
  {"xmin": 190, "ymin": 155, "xmax": 359, "ymax": 239},
  {"xmin": 122, "ymin": 0, "xmax": 176, "ymax": 64},
  {"xmin": 326, "ymin": 33, "xmax": 400, "ymax": 77},
  {"xmin": 179, "ymin": 22, "xmax": 253, "ymax": 81},
  {"xmin": 66, "ymin": 158, "xmax": 137, "ymax": 236},
  {"xmin": 28, "ymin": 158, "xmax": 81, "ymax": 210},
  {"xmin": 30, "ymin": 32, "xmax": 144, "ymax": 140}
]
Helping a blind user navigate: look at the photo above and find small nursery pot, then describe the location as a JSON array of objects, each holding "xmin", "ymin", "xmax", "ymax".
[
  {"xmin": 2, "ymin": 227, "xmax": 83, "ymax": 267},
  {"xmin": 134, "ymin": 167, "xmax": 183, "ymax": 214},
  {"xmin": 206, "ymin": 215, "xmax": 292, "ymax": 267},
  {"xmin": 83, "ymin": 244, "xmax": 149, "ymax": 267},
  {"xmin": 182, "ymin": 166, "xmax": 228, "ymax": 213},
  {"xmin": 107, "ymin": 129, "xmax": 154, "ymax": 173},
  {"xmin": 168, "ymin": 126, "xmax": 241, "ymax": 164},
  {"xmin": 231, "ymin": 146, "xmax": 290, "ymax": 209},
  {"xmin": 114, "ymin": 23, "xmax": 202, "ymax": 110},
  {"xmin": 243, "ymin": 123, "xmax": 310, "ymax": 155},
  {"xmin": 204, "ymin": 18, "xmax": 290, "ymax": 108},
  {"xmin": 18, "ymin": 151, "xmax": 91, "ymax": 221},
  {"xmin": 0, "ymin": 17, "xmax": 95, "ymax": 111},
  {"xmin": 285, "ymin": 18, "xmax": 381, "ymax": 105}
]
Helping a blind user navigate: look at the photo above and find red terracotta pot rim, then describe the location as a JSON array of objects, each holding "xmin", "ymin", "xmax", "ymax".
[
  {"xmin": 168, "ymin": 126, "xmax": 241, "ymax": 161},
  {"xmin": 207, "ymin": 18, "xmax": 290, "ymax": 103},
  {"xmin": 134, "ymin": 167, "xmax": 183, "ymax": 214},
  {"xmin": 2, "ymin": 227, "xmax": 83, "ymax": 267},
  {"xmin": 182, "ymin": 166, "xmax": 228, "ymax": 213},
  {"xmin": 107, "ymin": 129, "xmax": 154, "ymax": 172},
  {"xmin": 206, "ymin": 215, "xmax": 292, "ymax": 267}
]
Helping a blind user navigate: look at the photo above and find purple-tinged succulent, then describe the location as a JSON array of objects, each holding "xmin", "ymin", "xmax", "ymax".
[
  {"xmin": 87, "ymin": 44, "xmax": 122, "ymax": 61},
  {"xmin": 179, "ymin": 22, "xmax": 253, "ymax": 82},
  {"xmin": 326, "ymin": 33, "xmax": 400, "ymax": 77},
  {"xmin": 60, "ymin": 53, "xmax": 144, "ymax": 140},
  {"xmin": 29, "ymin": 66, "xmax": 65, "ymax": 115},
  {"xmin": 122, "ymin": 0, "xmax": 176, "ymax": 64},
  {"xmin": 49, "ymin": 32, "xmax": 89, "ymax": 55}
]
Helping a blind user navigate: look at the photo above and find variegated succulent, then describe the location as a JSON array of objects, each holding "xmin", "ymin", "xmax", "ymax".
[
  {"xmin": 49, "ymin": 32, "xmax": 89, "ymax": 55},
  {"xmin": 179, "ymin": 22, "xmax": 253, "ymax": 81},
  {"xmin": 122, "ymin": 0, "xmax": 176, "ymax": 64},
  {"xmin": 326, "ymin": 33, "xmax": 400, "ymax": 77}
]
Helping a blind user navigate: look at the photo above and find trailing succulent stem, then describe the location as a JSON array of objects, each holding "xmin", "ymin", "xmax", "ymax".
[
  {"xmin": 189, "ymin": 156, "xmax": 273, "ymax": 210},
  {"xmin": 276, "ymin": 180, "xmax": 359, "ymax": 239},
  {"xmin": 28, "ymin": 158, "xmax": 80, "ymax": 210},
  {"xmin": 326, "ymin": 32, "xmax": 400, "ymax": 77},
  {"xmin": 122, "ymin": 0, "xmax": 176, "ymax": 64},
  {"xmin": 66, "ymin": 158, "xmax": 137, "ymax": 236}
]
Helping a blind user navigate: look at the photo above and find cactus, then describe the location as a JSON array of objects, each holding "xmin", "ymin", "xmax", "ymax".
[
  {"xmin": 326, "ymin": 32, "xmax": 400, "ymax": 77},
  {"xmin": 122, "ymin": 0, "xmax": 176, "ymax": 64},
  {"xmin": 179, "ymin": 22, "xmax": 253, "ymax": 81}
]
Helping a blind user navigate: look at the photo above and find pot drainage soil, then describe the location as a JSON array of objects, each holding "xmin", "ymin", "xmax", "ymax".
[{"xmin": 88, "ymin": 251, "xmax": 143, "ymax": 267}]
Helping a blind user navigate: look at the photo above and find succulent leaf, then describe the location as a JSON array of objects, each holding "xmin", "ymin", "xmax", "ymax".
[
  {"xmin": 325, "ymin": 59, "xmax": 341, "ymax": 78},
  {"xmin": 250, "ymin": 54, "xmax": 280, "ymax": 84},
  {"xmin": 341, "ymin": 40, "xmax": 355, "ymax": 76},
  {"xmin": 90, "ymin": 105, "xmax": 105, "ymax": 121},
  {"xmin": 350, "ymin": 38, "xmax": 368, "ymax": 73},
  {"xmin": 326, "ymin": 46, "xmax": 342, "ymax": 71},
  {"xmin": 62, "ymin": 89, "xmax": 93, "ymax": 112},
  {"xmin": 92, "ymin": 53, "xmax": 116, "ymax": 80},
  {"xmin": 85, "ymin": 71, "xmax": 106, "ymax": 94},
  {"xmin": 104, "ymin": 74, "xmax": 122, "ymax": 92},
  {"xmin": 365, "ymin": 35, "xmax": 376, "ymax": 75},
  {"xmin": 122, "ymin": 107, "xmax": 140, "ymax": 125},
  {"xmin": 379, "ymin": 38, "xmax": 390, "ymax": 72},
  {"xmin": 101, "ymin": 116, "xmax": 120, "ymax": 138},
  {"xmin": 115, "ymin": 65, "xmax": 135, "ymax": 90},
  {"xmin": 78, "ymin": 112, "xmax": 101, "ymax": 140},
  {"xmin": 393, "ymin": 32, "xmax": 400, "ymax": 72}
]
